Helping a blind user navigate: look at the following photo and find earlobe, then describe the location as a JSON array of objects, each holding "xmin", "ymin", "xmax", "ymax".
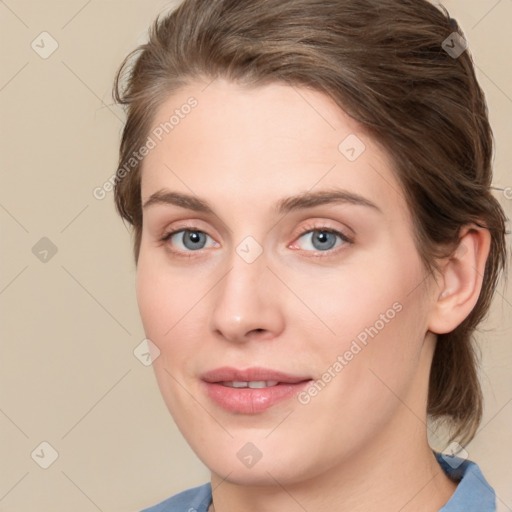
[{"xmin": 428, "ymin": 224, "xmax": 491, "ymax": 334}]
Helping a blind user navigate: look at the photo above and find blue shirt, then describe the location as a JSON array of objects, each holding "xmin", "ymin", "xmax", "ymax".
[{"xmin": 140, "ymin": 452, "xmax": 496, "ymax": 511}]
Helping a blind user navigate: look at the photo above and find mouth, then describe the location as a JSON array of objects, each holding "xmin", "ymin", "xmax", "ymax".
[
  {"xmin": 220, "ymin": 380, "xmax": 280, "ymax": 388},
  {"xmin": 201, "ymin": 367, "xmax": 312, "ymax": 414}
]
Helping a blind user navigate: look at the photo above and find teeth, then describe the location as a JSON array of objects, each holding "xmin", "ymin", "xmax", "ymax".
[
  {"xmin": 248, "ymin": 380, "xmax": 278, "ymax": 388},
  {"xmin": 222, "ymin": 380, "xmax": 279, "ymax": 388}
]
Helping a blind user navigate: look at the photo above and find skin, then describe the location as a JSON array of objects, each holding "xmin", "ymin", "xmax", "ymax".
[{"xmin": 136, "ymin": 78, "xmax": 490, "ymax": 512}]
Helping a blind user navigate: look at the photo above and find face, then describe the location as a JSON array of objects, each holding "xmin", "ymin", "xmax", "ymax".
[{"xmin": 136, "ymin": 79, "xmax": 438, "ymax": 486}]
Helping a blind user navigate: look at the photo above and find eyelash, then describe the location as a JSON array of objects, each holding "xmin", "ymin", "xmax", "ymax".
[{"xmin": 159, "ymin": 223, "xmax": 354, "ymax": 258}]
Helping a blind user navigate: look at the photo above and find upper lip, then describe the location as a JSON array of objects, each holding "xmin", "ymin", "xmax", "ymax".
[{"xmin": 201, "ymin": 366, "xmax": 311, "ymax": 384}]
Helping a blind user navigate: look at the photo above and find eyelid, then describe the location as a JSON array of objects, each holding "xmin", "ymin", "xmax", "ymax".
[
  {"xmin": 288, "ymin": 222, "xmax": 354, "ymax": 256},
  {"xmin": 159, "ymin": 223, "xmax": 218, "ymax": 257},
  {"xmin": 161, "ymin": 226, "xmax": 216, "ymax": 244},
  {"xmin": 160, "ymin": 219, "xmax": 217, "ymax": 241},
  {"xmin": 293, "ymin": 221, "xmax": 354, "ymax": 241}
]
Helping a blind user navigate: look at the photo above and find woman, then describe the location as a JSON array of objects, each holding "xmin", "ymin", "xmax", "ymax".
[{"xmin": 112, "ymin": 0, "xmax": 507, "ymax": 510}]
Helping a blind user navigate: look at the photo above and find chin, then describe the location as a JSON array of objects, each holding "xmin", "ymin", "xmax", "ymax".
[{"xmin": 186, "ymin": 431, "xmax": 321, "ymax": 487}]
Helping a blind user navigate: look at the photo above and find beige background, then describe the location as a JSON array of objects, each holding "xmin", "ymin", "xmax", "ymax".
[{"xmin": 1, "ymin": 1, "xmax": 511, "ymax": 511}]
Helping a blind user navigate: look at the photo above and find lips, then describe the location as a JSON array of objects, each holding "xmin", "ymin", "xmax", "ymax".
[{"xmin": 201, "ymin": 367, "xmax": 312, "ymax": 414}]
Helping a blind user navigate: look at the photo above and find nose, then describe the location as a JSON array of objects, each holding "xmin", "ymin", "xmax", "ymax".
[{"xmin": 209, "ymin": 247, "xmax": 285, "ymax": 344}]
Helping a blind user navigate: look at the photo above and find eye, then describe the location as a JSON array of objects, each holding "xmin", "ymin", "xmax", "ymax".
[
  {"xmin": 161, "ymin": 228, "xmax": 217, "ymax": 252},
  {"xmin": 293, "ymin": 226, "xmax": 352, "ymax": 253}
]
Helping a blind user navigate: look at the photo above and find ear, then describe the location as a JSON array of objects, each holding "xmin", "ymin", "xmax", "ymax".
[{"xmin": 428, "ymin": 224, "xmax": 491, "ymax": 334}]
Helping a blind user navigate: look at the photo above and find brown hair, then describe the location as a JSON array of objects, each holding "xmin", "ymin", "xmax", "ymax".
[{"xmin": 112, "ymin": 0, "xmax": 508, "ymax": 445}]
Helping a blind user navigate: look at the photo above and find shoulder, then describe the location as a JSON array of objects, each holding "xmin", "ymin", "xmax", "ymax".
[
  {"xmin": 139, "ymin": 483, "xmax": 212, "ymax": 512},
  {"xmin": 434, "ymin": 452, "xmax": 496, "ymax": 512}
]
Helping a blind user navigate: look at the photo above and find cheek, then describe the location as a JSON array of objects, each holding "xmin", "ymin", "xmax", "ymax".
[
  {"xmin": 136, "ymin": 251, "xmax": 209, "ymax": 385},
  {"xmin": 294, "ymin": 250, "xmax": 426, "ymax": 349},
  {"xmin": 325, "ymin": 304, "xmax": 429, "ymax": 428},
  {"xmin": 136, "ymin": 262, "xmax": 168, "ymax": 342},
  {"xmin": 136, "ymin": 249, "xmax": 197, "ymax": 342},
  {"xmin": 136, "ymin": 257, "xmax": 196, "ymax": 414},
  {"xmin": 298, "ymin": 249, "xmax": 431, "ymax": 400}
]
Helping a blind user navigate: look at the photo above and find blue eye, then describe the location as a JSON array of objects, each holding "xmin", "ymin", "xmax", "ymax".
[
  {"xmin": 161, "ymin": 225, "xmax": 352, "ymax": 257},
  {"xmin": 296, "ymin": 228, "xmax": 350, "ymax": 252},
  {"xmin": 164, "ymin": 229, "xmax": 216, "ymax": 251}
]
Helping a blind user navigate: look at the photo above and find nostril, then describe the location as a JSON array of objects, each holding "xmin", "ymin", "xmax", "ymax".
[{"xmin": 248, "ymin": 328, "xmax": 266, "ymax": 336}]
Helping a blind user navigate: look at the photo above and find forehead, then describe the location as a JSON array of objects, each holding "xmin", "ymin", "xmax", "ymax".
[{"xmin": 140, "ymin": 78, "xmax": 406, "ymax": 219}]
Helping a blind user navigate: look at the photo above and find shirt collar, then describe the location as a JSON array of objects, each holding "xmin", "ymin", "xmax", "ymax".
[{"xmin": 434, "ymin": 451, "xmax": 496, "ymax": 511}]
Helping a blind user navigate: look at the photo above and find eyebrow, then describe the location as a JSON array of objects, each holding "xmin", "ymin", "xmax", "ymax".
[{"xmin": 142, "ymin": 188, "xmax": 382, "ymax": 215}]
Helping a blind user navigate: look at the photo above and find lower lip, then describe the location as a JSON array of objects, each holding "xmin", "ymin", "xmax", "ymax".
[{"xmin": 203, "ymin": 381, "xmax": 311, "ymax": 414}]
